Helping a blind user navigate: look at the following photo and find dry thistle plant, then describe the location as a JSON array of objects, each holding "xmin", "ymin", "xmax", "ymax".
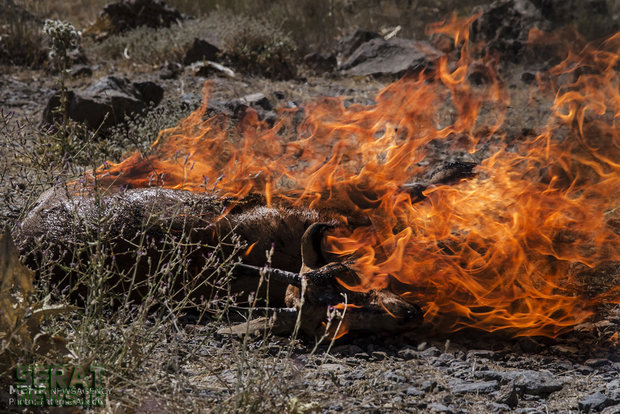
[{"xmin": 43, "ymin": 19, "xmax": 81, "ymax": 124}]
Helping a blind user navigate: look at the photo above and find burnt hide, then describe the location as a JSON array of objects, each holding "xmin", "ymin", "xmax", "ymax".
[{"xmin": 15, "ymin": 186, "xmax": 320, "ymax": 306}]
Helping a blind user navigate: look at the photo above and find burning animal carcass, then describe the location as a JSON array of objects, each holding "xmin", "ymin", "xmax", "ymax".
[{"xmin": 14, "ymin": 14, "xmax": 620, "ymax": 339}]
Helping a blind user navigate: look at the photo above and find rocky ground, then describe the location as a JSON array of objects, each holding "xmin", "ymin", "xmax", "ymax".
[{"xmin": 1, "ymin": 0, "xmax": 619, "ymax": 413}]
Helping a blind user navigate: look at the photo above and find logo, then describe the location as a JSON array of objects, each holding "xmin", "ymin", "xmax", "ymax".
[{"xmin": 8, "ymin": 365, "xmax": 107, "ymax": 407}]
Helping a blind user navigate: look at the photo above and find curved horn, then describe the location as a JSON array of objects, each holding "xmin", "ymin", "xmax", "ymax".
[{"xmin": 300, "ymin": 222, "xmax": 334, "ymax": 273}]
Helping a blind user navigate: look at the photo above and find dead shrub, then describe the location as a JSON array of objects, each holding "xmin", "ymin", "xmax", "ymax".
[
  {"xmin": 221, "ymin": 14, "xmax": 297, "ymax": 80},
  {"xmin": 0, "ymin": 19, "xmax": 47, "ymax": 67}
]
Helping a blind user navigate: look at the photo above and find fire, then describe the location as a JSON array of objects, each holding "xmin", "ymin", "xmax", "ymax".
[{"xmin": 93, "ymin": 15, "xmax": 619, "ymax": 337}]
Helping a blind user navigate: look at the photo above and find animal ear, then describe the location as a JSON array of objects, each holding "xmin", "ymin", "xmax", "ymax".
[{"xmin": 300, "ymin": 223, "xmax": 335, "ymax": 271}]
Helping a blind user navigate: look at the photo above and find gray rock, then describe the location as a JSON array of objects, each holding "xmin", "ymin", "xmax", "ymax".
[
  {"xmin": 606, "ymin": 379, "xmax": 620, "ymax": 403},
  {"xmin": 468, "ymin": 349, "xmax": 495, "ymax": 360},
  {"xmin": 240, "ymin": 93, "xmax": 272, "ymax": 111},
  {"xmin": 421, "ymin": 346, "xmax": 441, "ymax": 358},
  {"xmin": 406, "ymin": 386, "xmax": 424, "ymax": 396},
  {"xmin": 450, "ymin": 380, "xmax": 499, "ymax": 394},
  {"xmin": 476, "ymin": 369, "xmax": 564, "ymax": 396},
  {"xmin": 371, "ymin": 351, "xmax": 388, "ymax": 361},
  {"xmin": 384, "ymin": 370, "xmax": 406, "ymax": 383},
  {"xmin": 42, "ymin": 76, "xmax": 163, "ymax": 131},
  {"xmin": 354, "ymin": 352, "xmax": 370, "ymax": 360},
  {"xmin": 183, "ymin": 36, "xmax": 223, "ymax": 65},
  {"xmin": 579, "ymin": 391, "xmax": 614, "ymax": 413},
  {"xmin": 427, "ymin": 402, "xmax": 453, "ymax": 413},
  {"xmin": 421, "ymin": 380, "xmax": 436, "ymax": 392},
  {"xmin": 397, "ymin": 347, "xmax": 418, "ymax": 361},
  {"xmin": 339, "ymin": 37, "xmax": 442, "ymax": 78},
  {"xmin": 337, "ymin": 29, "xmax": 381, "ymax": 60}
]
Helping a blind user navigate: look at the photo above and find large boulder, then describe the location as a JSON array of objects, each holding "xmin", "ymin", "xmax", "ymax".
[
  {"xmin": 101, "ymin": 0, "xmax": 183, "ymax": 32},
  {"xmin": 337, "ymin": 29, "xmax": 381, "ymax": 62},
  {"xmin": 85, "ymin": 0, "xmax": 186, "ymax": 39},
  {"xmin": 42, "ymin": 76, "xmax": 163, "ymax": 131},
  {"xmin": 339, "ymin": 37, "xmax": 442, "ymax": 77}
]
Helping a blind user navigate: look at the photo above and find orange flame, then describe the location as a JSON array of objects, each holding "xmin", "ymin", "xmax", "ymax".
[{"xmin": 93, "ymin": 16, "xmax": 620, "ymax": 337}]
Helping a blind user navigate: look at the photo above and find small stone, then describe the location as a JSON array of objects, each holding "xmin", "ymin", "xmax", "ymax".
[
  {"xmin": 406, "ymin": 386, "xmax": 424, "ymax": 396},
  {"xmin": 450, "ymin": 380, "xmax": 499, "ymax": 394},
  {"xmin": 421, "ymin": 380, "xmax": 436, "ymax": 392},
  {"xmin": 421, "ymin": 346, "xmax": 441, "ymax": 358},
  {"xmin": 467, "ymin": 349, "xmax": 495, "ymax": 360},
  {"xmin": 417, "ymin": 342, "xmax": 428, "ymax": 351},
  {"xmin": 579, "ymin": 391, "xmax": 614, "ymax": 413},
  {"xmin": 354, "ymin": 352, "xmax": 370, "ymax": 360},
  {"xmin": 240, "ymin": 93, "xmax": 272, "ymax": 111},
  {"xmin": 427, "ymin": 402, "xmax": 452, "ymax": 413},
  {"xmin": 398, "ymin": 347, "xmax": 418, "ymax": 361},
  {"xmin": 384, "ymin": 370, "xmax": 406, "ymax": 383},
  {"xmin": 371, "ymin": 351, "xmax": 388, "ymax": 361}
]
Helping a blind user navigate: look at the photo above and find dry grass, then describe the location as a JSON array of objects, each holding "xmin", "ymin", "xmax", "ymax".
[{"xmin": 0, "ymin": 104, "xmax": 340, "ymax": 412}]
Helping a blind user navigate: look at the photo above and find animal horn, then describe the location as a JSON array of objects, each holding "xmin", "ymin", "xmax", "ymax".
[{"xmin": 300, "ymin": 222, "xmax": 334, "ymax": 273}]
